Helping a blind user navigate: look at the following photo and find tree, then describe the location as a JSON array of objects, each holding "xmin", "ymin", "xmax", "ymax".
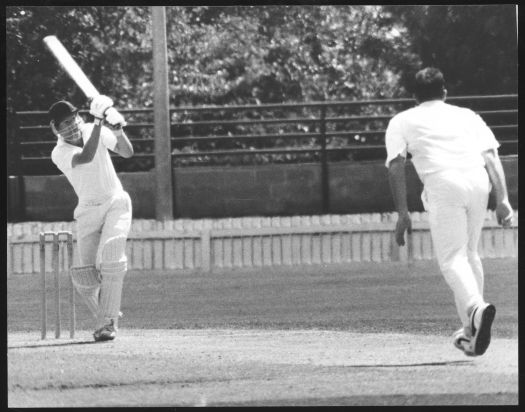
[
  {"xmin": 6, "ymin": 5, "xmax": 420, "ymax": 112},
  {"xmin": 168, "ymin": 5, "xmax": 419, "ymax": 105},
  {"xmin": 6, "ymin": 5, "xmax": 517, "ymax": 110},
  {"xmin": 385, "ymin": 5, "xmax": 518, "ymax": 95},
  {"xmin": 6, "ymin": 6, "xmax": 151, "ymax": 111}
]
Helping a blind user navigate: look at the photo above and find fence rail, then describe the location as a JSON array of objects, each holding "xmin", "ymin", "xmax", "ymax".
[
  {"xmin": 6, "ymin": 211, "xmax": 518, "ymax": 274},
  {"xmin": 8, "ymin": 94, "xmax": 518, "ymax": 175}
]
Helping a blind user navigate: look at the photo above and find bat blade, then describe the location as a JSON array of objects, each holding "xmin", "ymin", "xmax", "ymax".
[
  {"xmin": 43, "ymin": 35, "xmax": 100, "ymax": 99},
  {"xmin": 43, "ymin": 35, "xmax": 126, "ymax": 127}
]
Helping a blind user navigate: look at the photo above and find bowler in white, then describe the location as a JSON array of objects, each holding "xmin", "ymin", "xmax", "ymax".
[{"xmin": 385, "ymin": 67, "xmax": 513, "ymax": 356}]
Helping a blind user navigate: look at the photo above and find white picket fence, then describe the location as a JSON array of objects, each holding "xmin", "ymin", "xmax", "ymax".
[{"xmin": 7, "ymin": 211, "xmax": 518, "ymax": 275}]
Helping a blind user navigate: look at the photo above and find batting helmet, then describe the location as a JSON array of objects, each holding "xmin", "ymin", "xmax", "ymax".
[{"xmin": 49, "ymin": 100, "xmax": 78, "ymax": 125}]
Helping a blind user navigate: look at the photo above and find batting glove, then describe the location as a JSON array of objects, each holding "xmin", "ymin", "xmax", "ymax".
[
  {"xmin": 105, "ymin": 107, "xmax": 127, "ymax": 128},
  {"xmin": 89, "ymin": 95, "xmax": 113, "ymax": 119}
]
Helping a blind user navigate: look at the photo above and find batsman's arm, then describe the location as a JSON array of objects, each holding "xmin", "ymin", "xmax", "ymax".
[
  {"xmin": 112, "ymin": 128, "xmax": 134, "ymax": 158},
  {"xmin": 104, "ymin": 107, "xmax": 133, "ymax": 158},
  {"xmin": 388, "ymin": 155, "xmax": 412, "ymax": 246},
  {"xmin": 72, "ymin": 121, "xmax": 102, "ymax": 167},
  {"xmin": 482, "ymin": 149, "xmax": 513, "ymax": 226}
]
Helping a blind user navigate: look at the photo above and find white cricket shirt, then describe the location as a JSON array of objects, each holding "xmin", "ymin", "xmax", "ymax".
[
  {"xmin": 384, "ymin": 100, "xmax": 500, "ymax": 182},
  {"xmin": 51, "ymin": 123, "xmax": 123, "ymax": 205}
]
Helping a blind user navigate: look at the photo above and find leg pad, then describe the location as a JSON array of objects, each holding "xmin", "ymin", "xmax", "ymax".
[
  {"xmin": 99, "ymin": 260, "xmax": 127, "ymax": 320},
  {"xmin": 71, "ymin": 265, "xmax": 101, "ymax": 317}
]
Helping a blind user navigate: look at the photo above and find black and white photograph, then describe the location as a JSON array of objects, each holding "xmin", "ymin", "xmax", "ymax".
[{"xmin": 6, "ymin": 4, "xmax": 518, "ymax": 407}]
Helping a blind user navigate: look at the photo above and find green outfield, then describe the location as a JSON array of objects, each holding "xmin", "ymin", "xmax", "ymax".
[
  {"xmin": 8, "ymin": 258, "xmax": 518, "ymax": 407},
  {"xmin": 8, "ymin": 258, "xmax": 518, "ymax": 337}
]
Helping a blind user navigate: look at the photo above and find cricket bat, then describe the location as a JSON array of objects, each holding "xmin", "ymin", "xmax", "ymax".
[{"xmin": 43, "ymin": 35, "xmax": 125, "ymax": 125}]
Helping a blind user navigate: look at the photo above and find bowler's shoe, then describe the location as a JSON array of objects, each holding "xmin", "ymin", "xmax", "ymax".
[{"xmin": 469, "ymin": 303, "xmax": 496, "ymax": 356}]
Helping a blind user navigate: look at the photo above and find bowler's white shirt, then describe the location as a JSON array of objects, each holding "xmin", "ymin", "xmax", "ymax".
[
  {"xmin": 385, "ymin": 100, "xmax": 500, "ymax": 182},
  {"xmin": 51, "ymin": 123, "xmax": 123, "ymax": 205}
]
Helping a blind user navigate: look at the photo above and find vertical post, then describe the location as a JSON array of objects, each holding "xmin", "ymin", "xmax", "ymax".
[
  {"xmin": 53, "ymin": 234, "xmax": 61, "ymax": 339},
  {"xmin": 7, "ymin": 110, "xmax": 25, "ymax": 222},
  {"xmin": 319, "ymin": 105, "xmax": 330, "ymax": 214},
  {"xmin": 152, "ymin": 6, "xmax": 174, "ymax": 220},
  {"xmin": 7, "ymin": 110, "xmax": 20, "ymax": 177},
  {"xmin": 40, "ymin": 233, "xmax": 47, "ymax": 340},
  {"xmin": 67, "ymin": 233, "xmax": 75, "ymax": 338},
  {"xmin": 201, "ymin": 230, "xmax": 211, "ymax": 272}
]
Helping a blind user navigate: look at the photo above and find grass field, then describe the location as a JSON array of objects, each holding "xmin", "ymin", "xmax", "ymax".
[
  {"xmin": 8, "ymin": 258, "xmax": 518, "ymax": 337},
  {"xmin": 7, "ymin": 258, "xmax": 518, "ymax": 406}
]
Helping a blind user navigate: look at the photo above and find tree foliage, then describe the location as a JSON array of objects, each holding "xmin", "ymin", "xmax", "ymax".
[
  {"xmin": 165, "ymin": 5, "xmax": 417, "ymax": 106},
  {"xmin": 6, "ymin": 6, "xmax": 151, "ymax": 111},
  {"xmin": 6, "ymin": 5, "xmax": 516, "ymax": 114},
  {"xmin": 6, "ymin": 5, "xmax": 413, "ymax": 112},
  {"xmin": 385, "ymin": 5, "xmax": 518, "ymax": 95}
]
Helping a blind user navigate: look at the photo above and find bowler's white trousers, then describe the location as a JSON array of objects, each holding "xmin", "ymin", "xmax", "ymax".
[
  {"xmin": 421, "ymin": 167, "xmax": 490, "ymax": 328},
  {"xmin": 74, "ymin": 191, "xmax": 132, "ymax": 267}
]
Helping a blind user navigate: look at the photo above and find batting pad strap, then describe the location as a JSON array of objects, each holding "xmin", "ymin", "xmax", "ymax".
[
  {"xmin": 71, "ymin": 265, "xmax": 101, "ymax": 287},
  {"xmin": 100, "ymin": 235, "xmax": 128, "ymax": 263},
  {"xmin": 100, "ymin": 259, "xmax": 127, "ymax": 274}
]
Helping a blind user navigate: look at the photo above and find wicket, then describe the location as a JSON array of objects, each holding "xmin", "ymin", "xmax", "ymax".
[{"xmin": 39, "ymin": 231, "xmax": 76, "ymax": 339}]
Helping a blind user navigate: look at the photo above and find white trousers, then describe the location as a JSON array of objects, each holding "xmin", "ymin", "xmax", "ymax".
[
  {"xmin": 422, "ymin": 168, "xmax": 490, "ymax": 328},
  {"xmin": 74, "ymin": 191, "xmax": 132, "ymax": 268}
]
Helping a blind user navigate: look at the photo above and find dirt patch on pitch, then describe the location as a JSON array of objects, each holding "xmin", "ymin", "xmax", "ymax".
[{"xmin": 8, "ymin": 329, "xmax": 518, "ymax": 407}]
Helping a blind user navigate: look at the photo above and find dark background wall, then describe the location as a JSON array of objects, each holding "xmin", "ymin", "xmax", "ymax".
[{"xmin": 8, "ymin": 156, "xmax": 517, "ymax": 221}]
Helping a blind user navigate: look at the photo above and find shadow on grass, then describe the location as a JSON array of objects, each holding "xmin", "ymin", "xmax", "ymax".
[
  {"xmin": 346, "ymin": 360, "xmax": 473, "ymax": 368},
  {"xmin": 215, "ymin": 391, "xmax": 516, "ymax": 407},
  {"xmin": 8, "ymin": 340, "xmax": 103, "ymax": 349}
]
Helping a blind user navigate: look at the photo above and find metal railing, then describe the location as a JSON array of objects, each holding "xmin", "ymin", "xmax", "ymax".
[{"xmin": 8, "ymin": 94, "xmax": 518, "ymax": 176}]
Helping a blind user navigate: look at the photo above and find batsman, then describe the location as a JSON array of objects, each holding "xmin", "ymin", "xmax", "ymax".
[{"xmin": 49, "ymin": 96, "xmax": 133, "ymax": 342}]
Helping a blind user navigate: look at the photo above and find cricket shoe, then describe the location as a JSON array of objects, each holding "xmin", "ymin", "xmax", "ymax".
[
  {"xmin": 469, "ymin": 302, "xmax": 496, "ymax": 356},
  {"xmin": 93, "ymin": 319, "xmax": 117, "ymax": 342},
  {"xmin": 452, "ymin": 327, "xmax": 475, "ymax": 356}
]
